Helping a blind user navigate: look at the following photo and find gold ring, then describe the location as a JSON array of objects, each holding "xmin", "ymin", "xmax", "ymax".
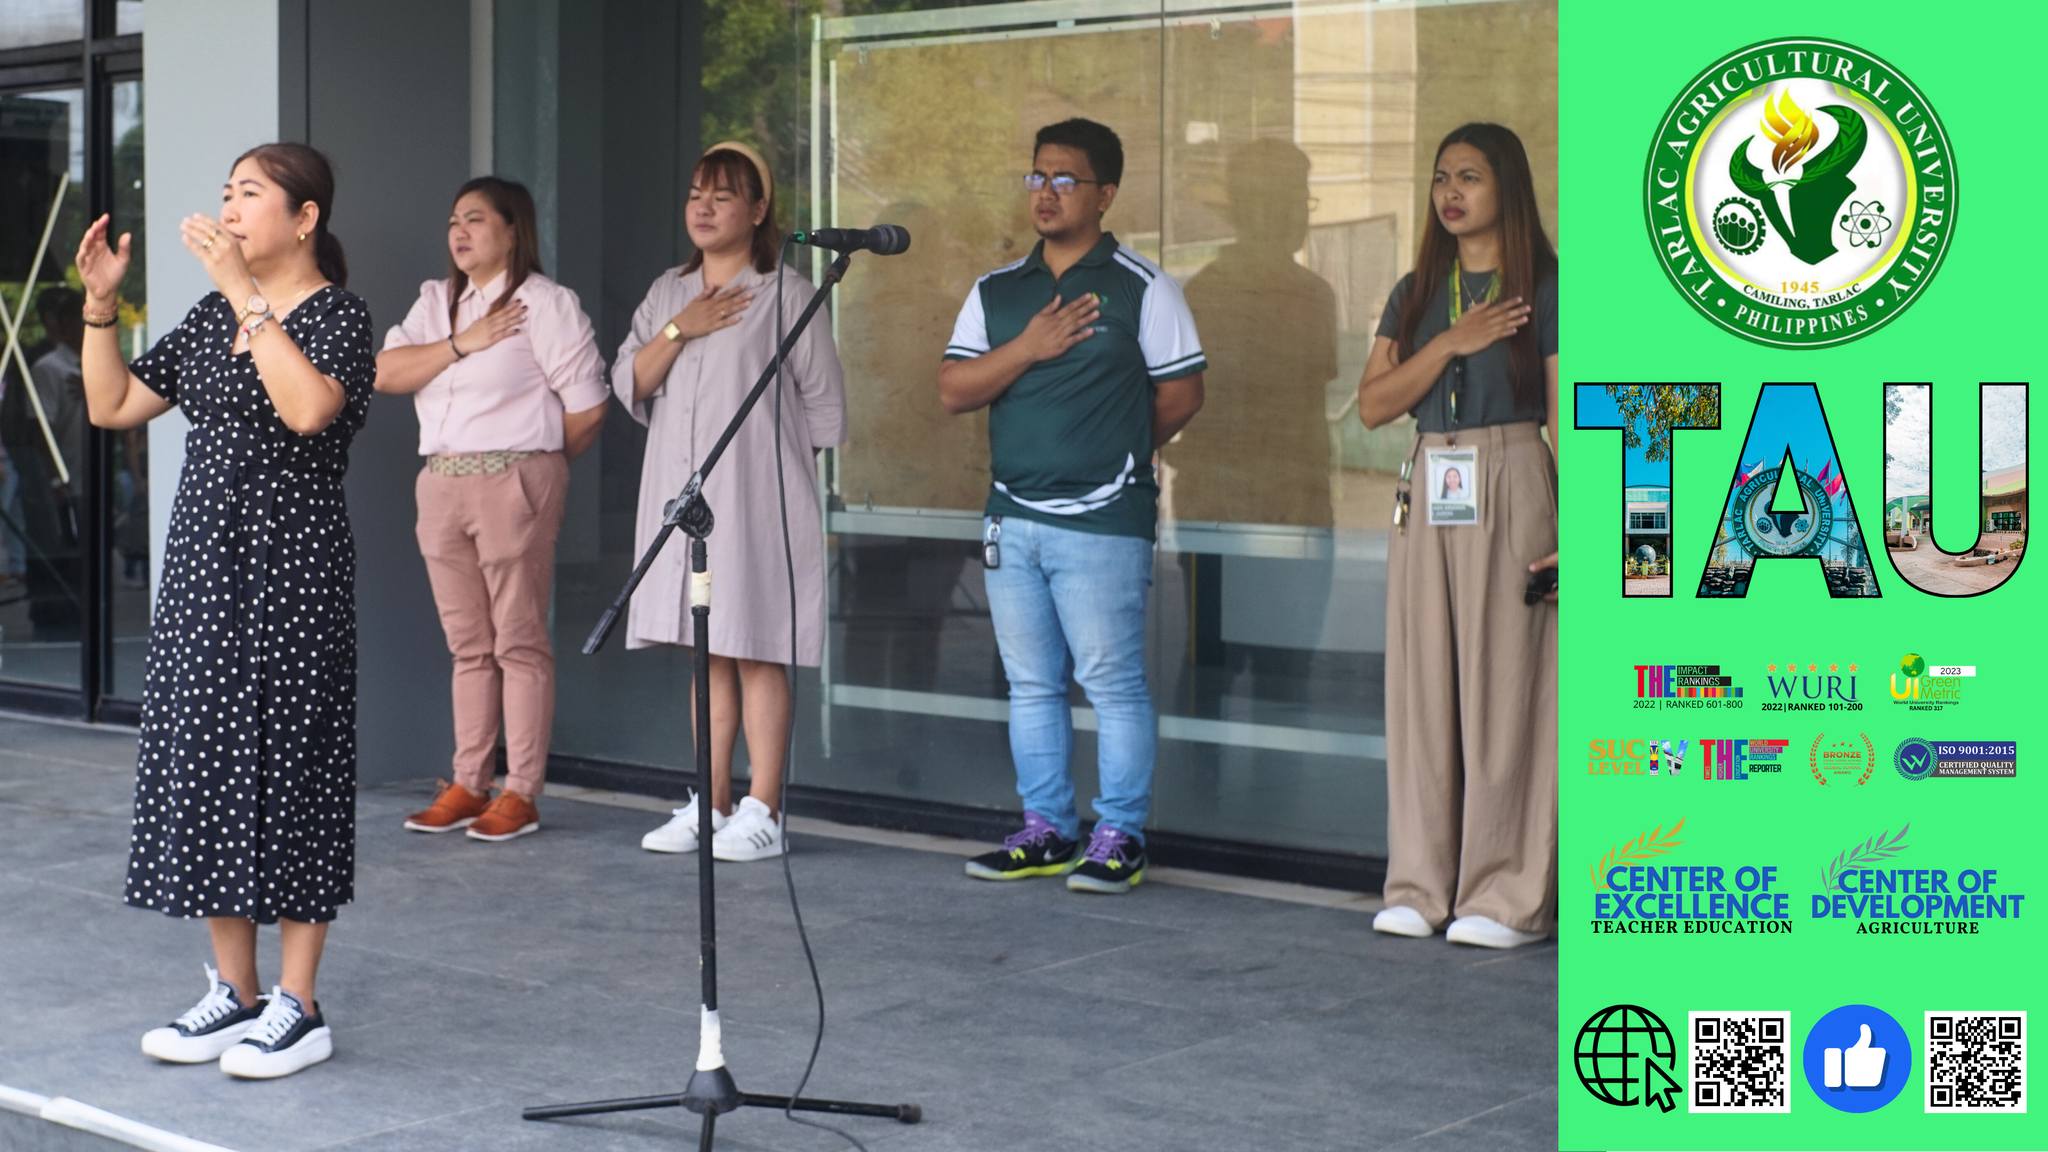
[{"xmin": 202, "ymin": 238, "xmax": 215, "ymax": 250}]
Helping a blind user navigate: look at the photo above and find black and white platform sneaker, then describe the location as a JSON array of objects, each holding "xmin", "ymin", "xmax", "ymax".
[
  {"xmin": 140, "ymin": 965, "xmax": 268, "ymax": 1064},
  {"xmin": 218, "ymin": 987, "xmax": 333, "ymax": 1079}
]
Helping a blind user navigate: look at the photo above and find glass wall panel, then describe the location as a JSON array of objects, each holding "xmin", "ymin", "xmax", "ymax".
[
  {"xmin": 512, "ymin": 0, "xmax": 1556, "ymax": 858},
  {"xmin": 0, "ymin": 85, "xmax": 87, "ymax": 688},
  {"xmin": 1149, "ymin": 1, "xmax": 1558, "ymax": 851},
  {"xmin": 502, "ymin": 0, "xmax": 820, "ymax": 771},
  {"xmin": 811, "ymin": 0, "xmax": 1556, "ymax": 854},
  {"xmin": 816, "ymin": 4, "xmax": 1167, "ymax": 829}
]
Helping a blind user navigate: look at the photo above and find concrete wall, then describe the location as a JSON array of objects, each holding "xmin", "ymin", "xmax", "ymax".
[
  {"xmin": 143, "ymin": 0, "xmax": 280, "ymax": 588},
  {"xmin": 140, "ymin": 1, "xmax": 471, "ymax": 785},
  {"xmin": 280, "ymin": 0, "xmax": 475, "ymax": 786}
]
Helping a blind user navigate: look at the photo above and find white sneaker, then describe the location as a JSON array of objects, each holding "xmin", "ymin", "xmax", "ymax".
[
  {"xmin": 711, "ymin": 796, "xmax": 784, "ymax": 862},
  {"xmin": 1371, "ymin": 905, "xmax": 1435, "ymax": 938},
  {"xmin": 218, "ymin": 988, "xmax": 332, "ymax": 1079},
  {"xmin": 641, "ymin": 791, "xmax": 728, "ymax": 854},
  {"xmin": 1445, "ymin": 915, "xmax": 1549, "ymax": 950},
  {"xmin": 141, "ymin": 965, "xmax": 267, "ymax": 1063}
]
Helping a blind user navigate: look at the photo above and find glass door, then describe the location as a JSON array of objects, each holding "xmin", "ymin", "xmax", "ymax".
[
  {"xmin": 0, "ymin": 84, "xmax": 88, "ymax": 688},
  {"xmin": 1, "ymin": 0, "xmax": 145, "ymax": 713}
]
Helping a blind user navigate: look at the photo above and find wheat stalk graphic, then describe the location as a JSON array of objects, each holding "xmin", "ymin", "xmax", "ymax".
[
  {"xmin": 1589, "ymin": 818, "xmax": 1687, "ymax": 890},
  {"xmin": 1821, "ymin": 823, "xmax": 1911, "ymax": 891}
]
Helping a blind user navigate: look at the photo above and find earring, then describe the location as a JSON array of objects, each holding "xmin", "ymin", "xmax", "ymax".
[{"xmin": 298, "ymin": 232, "xmax": 307, "ymax": 242}]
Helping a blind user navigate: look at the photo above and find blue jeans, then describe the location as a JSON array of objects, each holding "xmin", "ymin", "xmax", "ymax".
[{"xmin": 983, "ymin": 515, "xmax": 1155, "ymax": 841}]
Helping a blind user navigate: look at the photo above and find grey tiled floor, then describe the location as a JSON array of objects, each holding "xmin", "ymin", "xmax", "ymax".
[{"xmin": 0, "ymin": 714, "xmax": 1558, "ymax": 1151}]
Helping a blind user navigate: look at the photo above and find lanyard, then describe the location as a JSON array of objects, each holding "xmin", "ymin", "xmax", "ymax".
[
  {"xmin": 1448, "ymin": 258, "xmax": 1499, "ymax": 324},
  {"xmin": 1446, "ymin": 260, "xmax": 1498, "ymax": 426}
]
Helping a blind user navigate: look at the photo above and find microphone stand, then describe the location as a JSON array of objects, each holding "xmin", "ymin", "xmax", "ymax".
[{"xmin": 523, "ymin": 250, "xmax": 921, "ymax": 1146}]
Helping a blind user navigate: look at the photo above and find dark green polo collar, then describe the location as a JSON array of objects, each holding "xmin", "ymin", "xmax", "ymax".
[{"xmin": 1020, "ymin": 231, "xmax": 1121, "ymax": 277}]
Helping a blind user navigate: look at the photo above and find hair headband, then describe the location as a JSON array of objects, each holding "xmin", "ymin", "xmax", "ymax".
[{"xmin": 704, "ymin": 139, "xmax": 773, "ymax": 206}]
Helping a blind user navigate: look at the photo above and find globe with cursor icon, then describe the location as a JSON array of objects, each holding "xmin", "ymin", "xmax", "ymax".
[{"xmin": 1575, "ymin": 1004, "xmax": 1681, "ymax": 1111}]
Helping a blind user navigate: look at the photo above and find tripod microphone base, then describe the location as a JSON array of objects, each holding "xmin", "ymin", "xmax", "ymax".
[
  {"xmin": 531, "ymin": 250, "xmax": 916, "ymax": 1148},
  {"xmin": 683, "ymin": 1066, "xmax": 742, "ymax": 1115},
  {"xmin": 522, "ymin": 1088, "xmax": 921, "ymax": 1125}
]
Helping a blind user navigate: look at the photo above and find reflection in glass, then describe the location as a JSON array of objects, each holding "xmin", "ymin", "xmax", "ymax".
[
  {"xmin": 0, "ymin": 87, "xmax": 87, "ymax": 687},
  {"xmin": 814, "ymin": 1, "xmax": 1556, "ymax": 855},
  {"xmin": 820, "ymin": 10, "xmax": 1170, "ymax": 840},
  {"xmin": 1174, "ymin": 139, "xmax": 1339, "ymax": 529},
  {"xmin": 0, "ymin": 0, "xmax": 84, "ymax": 50},
  {"xmin": 1166, "ymin": 138, "xmax": 1350, "ymax": 826},
  {"xmin": 527, "ymin": 0, "xmax": 820, "ymax": 770},
  {"xmin": 502, "ymin": 0, "xmax": 1556, "ymax": 859}
]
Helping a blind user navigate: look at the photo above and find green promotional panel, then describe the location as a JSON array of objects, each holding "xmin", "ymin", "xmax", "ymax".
[{"xmin": 1561, "ymin": 5, "xmax": 2039, "ymax": 1148}]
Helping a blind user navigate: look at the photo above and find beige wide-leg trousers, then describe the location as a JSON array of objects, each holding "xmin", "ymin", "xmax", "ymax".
[{"xmin": 1383, "ymin": 420, "xmax": 1558, "ymax": 934}]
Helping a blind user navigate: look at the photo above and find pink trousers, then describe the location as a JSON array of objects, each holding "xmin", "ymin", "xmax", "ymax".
[{"xmin": 415, "ymin": 453, "xmax": 569, "ymax": 797}]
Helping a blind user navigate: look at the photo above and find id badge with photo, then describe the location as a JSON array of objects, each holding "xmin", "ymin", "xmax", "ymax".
[{"xmin": 1425, "ymin": 446, "xmax": 1480, "ymax": 526}]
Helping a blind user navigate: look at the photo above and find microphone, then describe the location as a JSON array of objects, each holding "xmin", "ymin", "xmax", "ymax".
[{"xmin": 791, "ymin": 224, "xmax": 911, "ymax": 256}]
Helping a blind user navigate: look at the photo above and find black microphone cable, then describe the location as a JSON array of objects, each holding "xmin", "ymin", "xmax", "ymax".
[
  {"xmin": 756, "ymin": 8, "xmax": 869, "ymax": 1143},
  {"xmin": 767, "ymin": 228, "xmax": 869, "ymax": 1152},
  {"xmin": 767, "ymin": 8, "xmax": 870, "ymax": 1144}
]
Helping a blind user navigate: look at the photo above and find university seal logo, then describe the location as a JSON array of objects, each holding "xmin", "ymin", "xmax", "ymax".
[{"xmin": 1644, "ymin": 38, "xmax": 1954, "ymax": 347}]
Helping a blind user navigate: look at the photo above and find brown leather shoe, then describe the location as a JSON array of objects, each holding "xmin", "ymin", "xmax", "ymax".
[
  {"xmin": 467, "ymin": 792, "xmax": 540, "ymax": 842},
  {"xmin": 403, "ymin": 781, "xmax": 491, "ymax": 833}
]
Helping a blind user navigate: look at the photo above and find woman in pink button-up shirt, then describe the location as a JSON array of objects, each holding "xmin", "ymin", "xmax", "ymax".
[{"xmin": 373, "ymin": 177, "xmax": 608, "ymax": 843}]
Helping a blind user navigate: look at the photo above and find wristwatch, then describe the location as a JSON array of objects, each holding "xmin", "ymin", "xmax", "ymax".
[
  {"xmin": 242, "ymin": 309, "xmax": 275, "ymax": 336},
  {"xmin": 236, "ymin": 293, "xmax": 270, "ymax": 325},
  {"xmin": 662, "ymin": 320, "xmax": 685, "ymax": 343}
]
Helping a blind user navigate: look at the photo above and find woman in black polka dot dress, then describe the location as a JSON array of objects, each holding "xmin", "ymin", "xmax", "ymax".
[{"xmin": 75, "ymin": 142, "xmax": 374, "ymax": 1080}]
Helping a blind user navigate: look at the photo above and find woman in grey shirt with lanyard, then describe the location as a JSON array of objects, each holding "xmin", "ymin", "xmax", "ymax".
[{"xmin": 1358, "ymin": 122, "xmax": 1559, "ymax": 950}]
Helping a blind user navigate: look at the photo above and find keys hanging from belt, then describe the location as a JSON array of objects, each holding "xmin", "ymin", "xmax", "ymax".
[
  {"xmin": 981, "ymin": 515, "xmax": 1003, "ymax": 570},
  {"xmin": 1393, "ymin": 459, "xmax": 1412, "ymax": 535}
]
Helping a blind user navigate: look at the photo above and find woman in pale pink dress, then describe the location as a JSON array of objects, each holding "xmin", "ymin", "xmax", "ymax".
[{"xmin": 615, "ymin": 143, "xmax": 846, "ymax": 863}]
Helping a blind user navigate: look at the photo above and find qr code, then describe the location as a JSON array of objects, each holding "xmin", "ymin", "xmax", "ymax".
[
  {"xmin": 1926, "ymin": 1012, "xmax": 2027, "ymax": 1113},
  {"xmin": 1688, "ymin": 1011, "xmax": 1789, "ymax": 1112}
]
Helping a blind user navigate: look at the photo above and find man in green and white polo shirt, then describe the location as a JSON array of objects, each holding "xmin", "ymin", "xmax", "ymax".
[{"xmin": 939, "ymin": 118, "xmax": 1206, "ymax": 894}]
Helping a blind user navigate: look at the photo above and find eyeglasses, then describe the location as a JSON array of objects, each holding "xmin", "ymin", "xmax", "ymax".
[{"xmin": 1024, "ymin": 172, "xmax": 1106, "ymax": 196}]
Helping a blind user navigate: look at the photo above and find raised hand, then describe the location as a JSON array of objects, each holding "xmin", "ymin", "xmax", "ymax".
[
  {"xmin": 178, "ymin": 213, "xmax": 254, "ymax": 301},
  {"xmin": 75, "ymin": 214, "xmax": 132, "ymax": 304}
]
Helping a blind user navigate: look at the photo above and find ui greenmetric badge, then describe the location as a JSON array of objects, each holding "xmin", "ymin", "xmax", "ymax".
[{"xmin": 1644, "ymin": 37, "xmax": 1955, "ymax": 347}]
